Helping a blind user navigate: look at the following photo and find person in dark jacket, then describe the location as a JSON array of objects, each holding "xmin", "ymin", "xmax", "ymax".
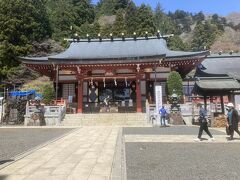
[
  {"xmin": 226, "ymin": 103, "xmax": 240, "ymax": 140},
  {"xmin": 194, "ymin": 103, "xmax": 215, "ymax": 142}
]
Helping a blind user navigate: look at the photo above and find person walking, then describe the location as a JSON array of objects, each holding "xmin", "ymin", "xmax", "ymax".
[
  {"xmin": 159, "ymin": 106, "xmax": 167, "ymax": 126},
  {"xmin": 226, "ymin": 103, "xmax": 240, "ymax": 140},
  {"xmin": 194, "ymin": 103, "xmax": 214, "ymax": 142}
]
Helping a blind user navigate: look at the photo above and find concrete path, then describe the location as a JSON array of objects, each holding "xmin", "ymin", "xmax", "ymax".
[
  {"xmin": 0, "ymin": 127, "xmax": 119, "ymax": 180},
  {"xmin": 125, "ymin": 135, "xmax": 240, "ymax": 143},
  {"xmin": 124, "ymin": 127, "xmax": 240, "ymax": 180}
]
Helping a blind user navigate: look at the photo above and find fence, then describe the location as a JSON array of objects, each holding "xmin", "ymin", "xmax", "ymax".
[
  {"xmin": 146, "ymin": 103, "xmax": 196, "ymax": 125},
  {"xmin": 25, "ymin": 105, "xmax": 66, "ymax": 126}
]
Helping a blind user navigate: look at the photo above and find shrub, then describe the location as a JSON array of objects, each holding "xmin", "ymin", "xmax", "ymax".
[
  {"xmin": 167, "ymin": 71, "xmax": 183, "ymax": 98},
  {"xmin": 42, "ymin": 84, "xmax": 55, "ymax": 105}
]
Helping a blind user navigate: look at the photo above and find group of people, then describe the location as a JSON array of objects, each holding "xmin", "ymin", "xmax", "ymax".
[
  {"xmin": 194, "ymin": 102, "xmax": 240, "ymax": 142},
  {"xmin": 158, "ymin": 103, "xmax": 240, "ymax": 141}
]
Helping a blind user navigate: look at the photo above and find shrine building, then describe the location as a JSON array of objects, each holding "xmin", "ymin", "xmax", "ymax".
[{"xmin": 19, "ymin": 34, "xmax": 208, "ymax": 113}]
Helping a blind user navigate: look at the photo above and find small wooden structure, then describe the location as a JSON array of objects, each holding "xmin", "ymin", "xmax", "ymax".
[{"xmin": 194, "ymin": 54, "xmax": 240, "ymax": 115}]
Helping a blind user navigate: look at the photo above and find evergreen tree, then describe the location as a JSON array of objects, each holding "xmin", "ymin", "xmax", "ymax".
[
  {"xmin": 191, "ymin": 22, "xmax": 221, "ymax": 50},
  {"xmin": 46, "ymin": 0, "xmax": 95, "ymax": 40},
  {"xmin": 135, "ymin": 4, "xmax": 156, "ymax": 36},
  {"xmin": 211, "ymin": 14, "xmax": 226, "ymax": 32},
  {"xmin": 154, "ymin": 3, "xmax": 178, "ymax": 35},
  {"xmin": 167, "ymin": 36, "xmax": 190, "ymax": 51},
  {"xmin": 193, "ymin": 12, "xmax": 205, "ymax": 23},
  {"xmin": 100, "ymin": 24, "xmax": 114, "ymax": 38},
  {"xmin": 168, "ymin": 10, "xmax": 193, "ymax": 33},
  {"xmin": 46, "ymin": 0, "xmax": 75, "ymax": 40},
  {"xmin": 78, "ymin": 22, "xmax": 100, "ymax": 38},
  {"xmin": 42, "ymin": 84, "xmax": 55, "ymax": 105},
  {"xmin": 125, "ymin": 2, "xmax": 138, "ymax": 36},
  {"xmin": 0, "ymin": 0, "xmax": 51, "ymax": 77},
  {"xmin": 96, "ymin": 0, "xmax": 116, "ymax": 16},
  {"xmin": 112, "ymin": 9, "xmax": 127, "ymax": 37},
  {"xmin": 96, "ymin": 0, "xmax": 129, "ymax": 16},
  {"xmin": 116, "ymin": 0, "xmax": 129, "ymax": 9},
  {"xmin": 72, "ymin": 0, "xmax": 95, "ymax": 26},
  {"xmin": 167, "ymin": 71, "xmax": 183, "ymax": 98}
]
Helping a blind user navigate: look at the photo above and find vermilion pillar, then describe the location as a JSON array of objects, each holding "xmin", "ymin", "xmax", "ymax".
[
  {"xmin": 136, "ymin": 78, "xmax": 142, "ymax": 113},
  {"xmin": 77, "ymin": 79, "xmax": 83, "ymax": 113}
]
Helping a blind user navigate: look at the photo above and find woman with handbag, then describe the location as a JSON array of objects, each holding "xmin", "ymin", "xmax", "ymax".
[
  {"xmin": 226, "ymin": 103, "xmax": 240, "ymax": 140},
  {"xmin": 194, "ymin": 103, "xmax": 215, "ymax": 142}
]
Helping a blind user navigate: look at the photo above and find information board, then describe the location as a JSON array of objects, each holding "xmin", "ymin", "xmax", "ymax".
[{"xmin": 155, "ymin": 85, "xmax": 163, "ymax": 114}]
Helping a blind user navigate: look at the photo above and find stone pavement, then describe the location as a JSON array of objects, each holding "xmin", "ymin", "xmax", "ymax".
[
  {"xmin": 0, "ymin": 128, "xmax": 74, "ymax": 162},
  {"xmin": 0, "ymin": 127, "xmax": 119, "ymax": 180},
  {"xmin": 125, "ymin": 135, "xmax": 240, "ymax": 143},
  {"xmin": 124, "ymin": 126, "xmax": 240, "ymax": 143},
  {"xmin": 124, "ymin": 126, "xmax": 240, "ymax": 180}
]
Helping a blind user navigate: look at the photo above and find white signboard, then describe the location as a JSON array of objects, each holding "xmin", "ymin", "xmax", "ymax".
[
  {"xmin": 0, "ymin": 97, "xmax": 3, "ymax": 122},
  {"xmin": 155, "ymin": 85, "xmax": 163, "ymax": 114},
  {"xmin": 235, "ymin": 95, "xmax": 240, "ymax": 112}
]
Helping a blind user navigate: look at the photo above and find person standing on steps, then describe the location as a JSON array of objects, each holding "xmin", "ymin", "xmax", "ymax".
[
  {"xmin": 226, "ymin": 103, "xmax": 240, "ymax": 140},
  {"xmin": 159, "ymin": 106, "xmax": 167, "ymax": 127},
  {"xmin": 194, "ymin": 103, "xmax": 215, "ymax": 142}
]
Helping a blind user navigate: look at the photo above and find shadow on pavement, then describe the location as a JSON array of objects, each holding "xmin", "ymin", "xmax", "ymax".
[
  {"xmin": 0, "ymin": 159, "xmax": 14, "ymax": 165},
  {"xmin": 0, "ymin": 175, "xmax": 8, "ymax": 180}
]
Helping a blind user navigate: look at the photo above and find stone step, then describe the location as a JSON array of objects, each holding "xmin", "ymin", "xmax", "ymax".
[
  {"xmin": 63, "ymin": 119, "xmax": 146, "ymax": 122},
  {"xmin": 61, "ymin": 113, "xmax": 149, "ymax": 126}
]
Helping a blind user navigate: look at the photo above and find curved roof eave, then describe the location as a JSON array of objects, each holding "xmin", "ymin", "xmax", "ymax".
[
  {"xmin": 165, "ymin": 51, "xmax": 209, "ymax": 60},
  {"xmin": 195, "ymin": 77, "xmax": 240, "ymax": 91},
  {"xmin": 197, "ymin": 56, "xmax": 240, "ymax": 80},
  {"xmin": 19, "ymin": 37, "xmax": 209, "ymax": 63},
  {"xmin": 18, "ymin": 56, "xmax": 50, "ymax": 64}
]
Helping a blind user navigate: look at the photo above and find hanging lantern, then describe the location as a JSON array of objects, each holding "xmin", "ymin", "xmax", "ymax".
[
  {"xmin": 90, "ymin": 78, "xmax": 93, "ymax": 85},
  {"xmin": 144, "ymin": 68, "xmax": 152, "ymax": 73},
  {"xmin": 90, "ymin": 78, "xmax": 94, "ymax": 88},
  {"xmin": 103, "ymin": 78, "xmax": 106, "ymax": 88}
]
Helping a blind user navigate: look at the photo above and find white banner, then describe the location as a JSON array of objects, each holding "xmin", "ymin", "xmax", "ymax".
[{"xmin": 155, "ymin": 85, "xmax": 163, "ymax": 114}]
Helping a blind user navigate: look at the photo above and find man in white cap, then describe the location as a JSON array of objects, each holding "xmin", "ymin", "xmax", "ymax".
[
  {"xmin": 226, "ymin": 102, "xmax": 240, "ymax": 140},
  {"xmin": 194, "ymin": 103, "xmax": 215, "ymax": 142}
]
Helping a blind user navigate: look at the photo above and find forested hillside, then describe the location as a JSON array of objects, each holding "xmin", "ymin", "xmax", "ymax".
[{"xmin": 1, "ymin": 0, "xmax": 240, "ymax": 83}]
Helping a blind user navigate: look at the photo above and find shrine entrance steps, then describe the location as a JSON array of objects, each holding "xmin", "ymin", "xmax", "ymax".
[{"xmin": 61, "ymin": 113, "xmax": 150, "ymax": 126}]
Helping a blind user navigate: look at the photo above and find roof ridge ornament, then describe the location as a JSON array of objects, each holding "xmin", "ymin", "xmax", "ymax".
[
  {"xmin": 110, "ymin": 33, "xmax": 113, "ymax": 41},
  {"xmin": 87, "ymin": 34, "xmax": 91, "ymax": 43},
  {"xmin": 136, "ymin": 64, "xmax": 140, "ymax": 72},
  {"xmin": 121, "ymin": 33, "xmax": 125, "ymax": 41},
  {"xmin": 74, "ymin": 33, "xmax": 79, "ymax": 42},
  {"xmin": 98, "ymin": 33, "xmax": 102, "ymax": 42},
  {"xmin": 64, "ymin": 31, "xmax": 174, "ymax": 42},
  {"xmin": 145, "ymin": 31, "xmax": 148, "ymax": 40},
  {"xmin": 157, "ymin": 30, "xmax": 161, "ymax": 39},
  {"xmin": 133, "ymin": 32, "xmax": 137, "ymax": 41}
]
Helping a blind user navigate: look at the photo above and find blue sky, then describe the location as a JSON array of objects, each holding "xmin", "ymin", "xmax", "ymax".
[{"xmin": 92, "ymin": 0, "xmax": 240, "ymax": 16}]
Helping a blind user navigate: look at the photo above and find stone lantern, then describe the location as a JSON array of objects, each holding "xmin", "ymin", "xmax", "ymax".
[
  {"xmin": 169, "ymin": 89, "xmax": 184, "ymax": 125},
  {"xmin": 170, "ymin": 89, "xmax": 180, "ymax": 112}
]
